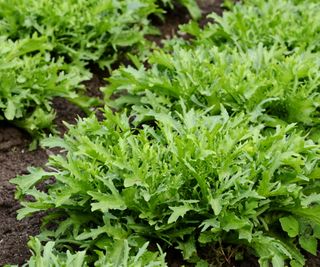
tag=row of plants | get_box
[0,36,95,141]
[0,0,199,140]
[0,0,200,66]
[6,0,320,266]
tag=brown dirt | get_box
[0,125,47,266]
[148,0,225,45]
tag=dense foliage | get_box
[0,0,200,68]
[24,236,166,267]
[12,108,320,266]
[183,0,320,51]
[0,36,93,137]
[10,0,320,266]
[105,0,320,132]
[0,0,199,136]
[105,45,320,131]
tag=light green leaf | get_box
[168,205,192,224]
[196,260,209,267]
[11,168,54,194]
[209,198,222,215]
[299,236,317,256]
[279,216,299,238]
[88,191,126,212]
[221,214,248,231]
[4,99,16,120]
[177,236,197,260]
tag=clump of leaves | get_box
[182,0,320,52]
[12,107,320,266]
[0,0,199,68]
[17,237,166,267]
[104,44,320,130]
[104,0,320,131]
[0,36,96,137]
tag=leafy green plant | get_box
[182,0,320,52]
[0,0,199,68]
[23,237,87,267]
[9,0,320,266]
[16,237,166,267]
[0,36,95,137]
[104,44,320,131]
[12,107,320,266]
[104,0,320,132]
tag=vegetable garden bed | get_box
[0,1,215,265]
[1,0,320,266]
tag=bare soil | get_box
[1,1,318,266]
